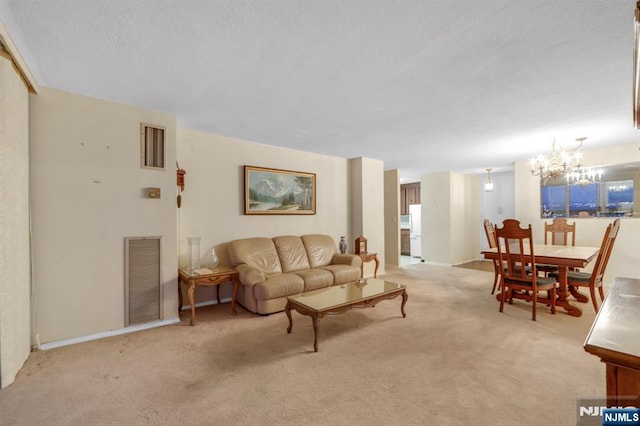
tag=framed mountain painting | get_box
[244,165,316,215]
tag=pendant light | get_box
[484,168,494,192]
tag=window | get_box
[541,184,567,217]
[540,162,637,218]
[568,183,597,217]
[140,123,165,170]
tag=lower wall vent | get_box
[125,237,163,326]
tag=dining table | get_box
[481,244,600,317]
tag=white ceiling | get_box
[1,0,638,182]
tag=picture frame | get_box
[244,165,316,215]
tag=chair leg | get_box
[598,286,605,303]
[590,286,599,313]
[491,261,500,295]
[499,284,506,313]
[532,290,537,321]
[550,287,556,314]
[491,269,499,295]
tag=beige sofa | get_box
[227,234,362,314]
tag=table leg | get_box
[568,285,589,303]
[555,266,582,317]
[312,313,320,352]
[373,256,379,278]
[286,301,293,333]
[400,289,408,318]
[188,284,196,326]
[178,277,183,316]
[231,277,239,315]
[360,263,364,278]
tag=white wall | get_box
[30,88,178,344]
[421,171,452,264]
[0,55,31,387]
[384,169,400,267]
[421,171,479,266]
[451,173,480,264]
[176,127,355,299]
[480,171,515,250]
[350,157,385,277]
[515,142,640,282]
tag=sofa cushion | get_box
[273,235,311,272]
[228,237,282,274]
[254,273,304,301]
[301,234,337,268]
[293,268,334,291]
[320,264,361,284]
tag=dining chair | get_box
[550,218,620,313]
[537,218,576,276]
[483,219,500,294]
[495,219,557,321]
[544,218,576,246]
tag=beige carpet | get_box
[0,264,603,425]
[454,259,496,273]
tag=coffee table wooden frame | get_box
[285,280,408,352]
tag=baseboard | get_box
[38,317,181,351]
[423,261,454,267]
[179,297,231,311]
[454,258,483,266]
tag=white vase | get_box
[187,237,201,271]
[210,248,219,268]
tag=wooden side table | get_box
[359,253,379,278]
[178,266,239,325]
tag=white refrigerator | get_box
[409,204,421,258]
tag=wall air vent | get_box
[125,237,163,326]
[140,123,166,170]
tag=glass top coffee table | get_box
[285,278,408,352]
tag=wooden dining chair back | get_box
[495,219,557,321]
[544,218,576,246]
[538,218,577,277]
[483,219,500,294]
[553,218,620,313]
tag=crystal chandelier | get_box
[608,184,629,192]
[566,166,603,186]
[530,137,585,184]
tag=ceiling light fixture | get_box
[530,137,585,184]
[484,168,494,192]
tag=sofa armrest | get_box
[235,264,265,286]
[331,254,362,267]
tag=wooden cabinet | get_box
[401,229,410,255]
[400,183,420,215]
[584,277,640,407]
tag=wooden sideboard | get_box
[584,277,640,407]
